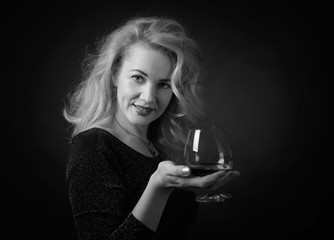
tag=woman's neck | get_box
[114,111,149,140]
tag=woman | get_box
[64,16,240,239]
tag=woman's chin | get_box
[128,107,159,125]
[130,116,155,127]
[125,114,151,127]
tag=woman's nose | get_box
[140,83,156,103]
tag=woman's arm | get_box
[132,177,172,231]
[67,131,239,239]
[132,160,240,231]
[67,149,155,239]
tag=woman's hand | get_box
[150,160,240,192]
[133,160,240,231]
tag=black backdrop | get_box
[4,1,331,239]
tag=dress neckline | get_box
[90,127,160,160]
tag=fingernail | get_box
[181,167,190,175]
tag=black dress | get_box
[66,128,198,239]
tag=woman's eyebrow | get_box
[131,69,148,77]
[159,79,171,83]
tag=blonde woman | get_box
[64,17,240,239]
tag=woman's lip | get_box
[133,104,155,111]
[133,104,154,116]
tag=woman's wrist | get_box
[132,172,173,231]
[148,171,174,195]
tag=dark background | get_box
[4,1,331,239]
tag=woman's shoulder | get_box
[71,127,124,157]
[73,127,113,144]
[72,127,119,148]
[66,128,122,179]
[69,128,117,159]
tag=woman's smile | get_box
[133,103,155,115]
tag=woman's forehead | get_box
[122,42,173,79]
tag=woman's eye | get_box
[131,75,144,83]
[158,82,171,89]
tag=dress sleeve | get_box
[66,147,155,240]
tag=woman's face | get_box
[114,42,174,129]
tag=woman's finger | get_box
[177,170,240,190]
[159,160,192,177]
[173,170,225,188]
[155,161,192,188]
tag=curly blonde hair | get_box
[63,16,204,159]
